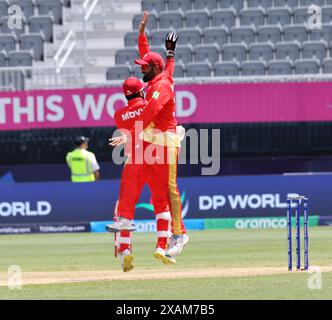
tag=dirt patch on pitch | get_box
[1,266,332,287]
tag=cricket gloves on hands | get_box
[165,31,178,58]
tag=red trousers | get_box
[115,144,186,253]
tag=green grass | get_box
[0,227,332,299]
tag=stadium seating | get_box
[186,62,211,76]
[0,50,6,66]
[268,60,293,75]
[249,43,274,62]
[294,59,320,74]
[178,28,202,46]
[323,58,332,73]
[214,61,240,76]
[0,0,71,91]
[204,26,228,46]
[106,65,131,80]
[106,0,332,79]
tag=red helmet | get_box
[122,77,145,96]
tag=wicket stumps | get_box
[287,195,309,271]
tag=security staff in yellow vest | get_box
[66,136,100,182]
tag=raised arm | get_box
[138,11,150,58]
[164,31,178,78]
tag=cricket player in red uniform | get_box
[111,76,176,271]
[109,12,189,261]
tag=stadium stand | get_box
[107,0,332,79]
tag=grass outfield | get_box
[0,227,331,299]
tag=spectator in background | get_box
[66,136,100,182]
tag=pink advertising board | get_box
[1,82,332,131]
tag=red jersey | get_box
[137,33,178,142]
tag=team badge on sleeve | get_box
[152,91,160,100]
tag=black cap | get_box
[74,136,89,147]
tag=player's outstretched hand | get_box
[165,31,178,57]
[109,134,128,147]
[139,11,149,35]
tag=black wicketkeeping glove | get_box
[165,31,178,57]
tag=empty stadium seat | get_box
[322,6,332,23]
[230,26,256,45]
[159,11,184,29]
[186,62,211,77]
[37,0,63,24]
[0,69,25,91]
[62,0,71,8]
[124,31,142,47]
[133,12,158,31]
[204,27,228,46]
[214,61,240,76]
[283,24,308,43]
[240,8,265,27]
[241,61,266,76]
[173,63,185,77]
[222,43,247,62]
[268,60,293,75]
[185,9,210,29]
[149,45,166,58]
[0,50,7,67]
[8,50,32,67]
[29,15,54,43]
[247,0,272,9]
[294,59,320,74]
[211,8,236,28]
[0,34,16,54]
[274,0,298,7]
[275,42,300,61]
[257,25,282,43]
[150,29,169,46]
[302,40,327,63]
[195,44,220,64]
[293,7,310,24]
[115,48,139,65]
[266,7,291,25]
[249,43,274,62]
[19,33,44,60]
[323,58,332,73]
[0,16,27,36]
[106,65,131,80]
[192,0,218,11]
[175,45,193,64]
[9,0,35,19]
[142,0,165,13]
[310,24,332,43]
[178,28,202,46]
[0,0,8,17]
[220,0,243,12]
[131,65,142,78]
[168,0,192,12]
[300,0,324,5]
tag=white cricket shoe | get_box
[166,233,190,257]
[154,247,176,265]
[105,217,136,233]
[119,249,134,272]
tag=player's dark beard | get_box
[142,68,154,82]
